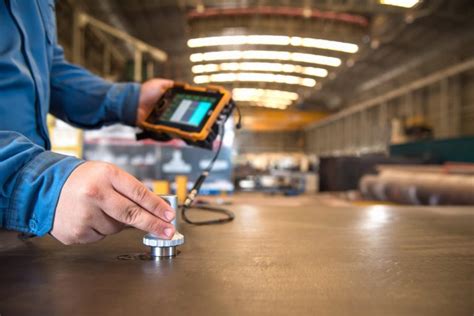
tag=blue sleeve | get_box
[0,131,83,236]
[49,44,141,128]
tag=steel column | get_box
[134,49,143,82]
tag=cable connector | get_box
[183,171,209,208]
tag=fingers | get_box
[109,168,175,223]
[137,78,174,125]
[151,78,174,88]
[157,78,174,89]
[99,189,175,239]
[145,79,174,96]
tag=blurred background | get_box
[49,0,474,205]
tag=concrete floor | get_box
[0,193,473,315]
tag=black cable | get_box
[204,124,226,172]
[235,103,242,129]
[180,106,240,225]
[182,204,235,226]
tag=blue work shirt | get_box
[0,0,141,235]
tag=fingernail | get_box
[165,211,175,221]
[164,228,174,237]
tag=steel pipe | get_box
[359,170,474,205]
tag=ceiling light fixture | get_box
[232,88,300,110]
[192,62,328,77]
[194,72,316,87]
[188,35,359,53]
[190,50,341,67]
[232,88,299,102]
[379,0,419,8]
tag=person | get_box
[0,1,176,244]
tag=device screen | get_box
[160,93,217,127]
[145,87,223,132]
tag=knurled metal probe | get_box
[143,195,184,258]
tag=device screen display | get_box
[160,93,217,127]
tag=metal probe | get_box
[143,195,184,258]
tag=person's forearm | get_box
[49,44,141,129]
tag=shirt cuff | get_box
[7,151,84,236]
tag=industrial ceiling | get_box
[68,0,474,118]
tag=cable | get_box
[235,102,242,129]
[180,104,241,225]
[181,124,235,225]
[204,124,226,172]
[182,203,235,226]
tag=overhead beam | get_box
[79,13,168,62]
[187,6,369,27]
[306,57,474,130]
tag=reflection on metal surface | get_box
[361,205,390,230]
[116,252,182,261]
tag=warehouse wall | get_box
[305,61,474,157]
[235,130,305,154]
[462,70,474,136]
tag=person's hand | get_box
[50,161,176,245]
[136,78,174,125]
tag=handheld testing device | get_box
[138,82,238,150]
[138,83,240,257]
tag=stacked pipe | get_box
[359,167,474,205]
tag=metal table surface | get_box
[0,196,473,315]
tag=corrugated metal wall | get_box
[305,60,474,157]
[461,70,474,136]
[235,130,305,154]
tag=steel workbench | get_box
[1,197,473,315]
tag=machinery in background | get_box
[390,136,474,163]
[83,124,235,195]
[391,115,434,145]
[234,153,318,195]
